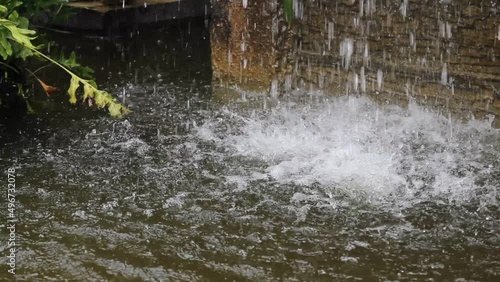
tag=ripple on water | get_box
[4,91,500,280]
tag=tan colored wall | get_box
[211,0,500,120]
[211,0,292,92]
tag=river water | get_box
[1,20,499,281]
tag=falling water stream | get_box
[0,19,499,281]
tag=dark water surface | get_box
[1,19,499,281]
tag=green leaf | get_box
[0,11,129,117]
[4,2,23,12]
[94,90,107,108]
[87,80,97,88]
[284,0,293,22]
[68,75,79,104]
[0,5,8,15]
[60,51,95,79]
[0,30,13,59]
[83,83,93,101]
[7,10,19,22]
[2,19,37,49]
[108,103,123,118]
[17,15,29,29]
[0,45,8,59]
[11,41,34,60]
[60,51,79,68]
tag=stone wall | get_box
[210,0,291,93]
[211,0,499,120]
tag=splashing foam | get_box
[195,96,499,209]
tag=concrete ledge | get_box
[52,0,210,32]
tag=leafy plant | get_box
[0,1,129,117]
[59,51,94,79]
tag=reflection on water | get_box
[1,19,499,281]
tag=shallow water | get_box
[1,20,499,281]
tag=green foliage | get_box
[27,40,130,117]
[284,0,293,22]
[6,0,70,22]
[21,0,66,18]
[59,51,94,79]
[0,4,36,60]
[0,1,23,13]
[0,1,129,117]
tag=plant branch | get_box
[0,61,19,74]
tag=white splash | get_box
[441,63,448,85]
[360,67,366,93]
[327,21,334,51]
[410,32,416,51]
[194,95,499,209]
[270,79,279,98]
[377,69,383,90]
[439,21,452,39]
[293,0,304,20]
[400,0,408,19]
[363,43,369,64]
[340,38,354,70]
[446,21,453,39]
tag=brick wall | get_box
[211,0,499,120]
